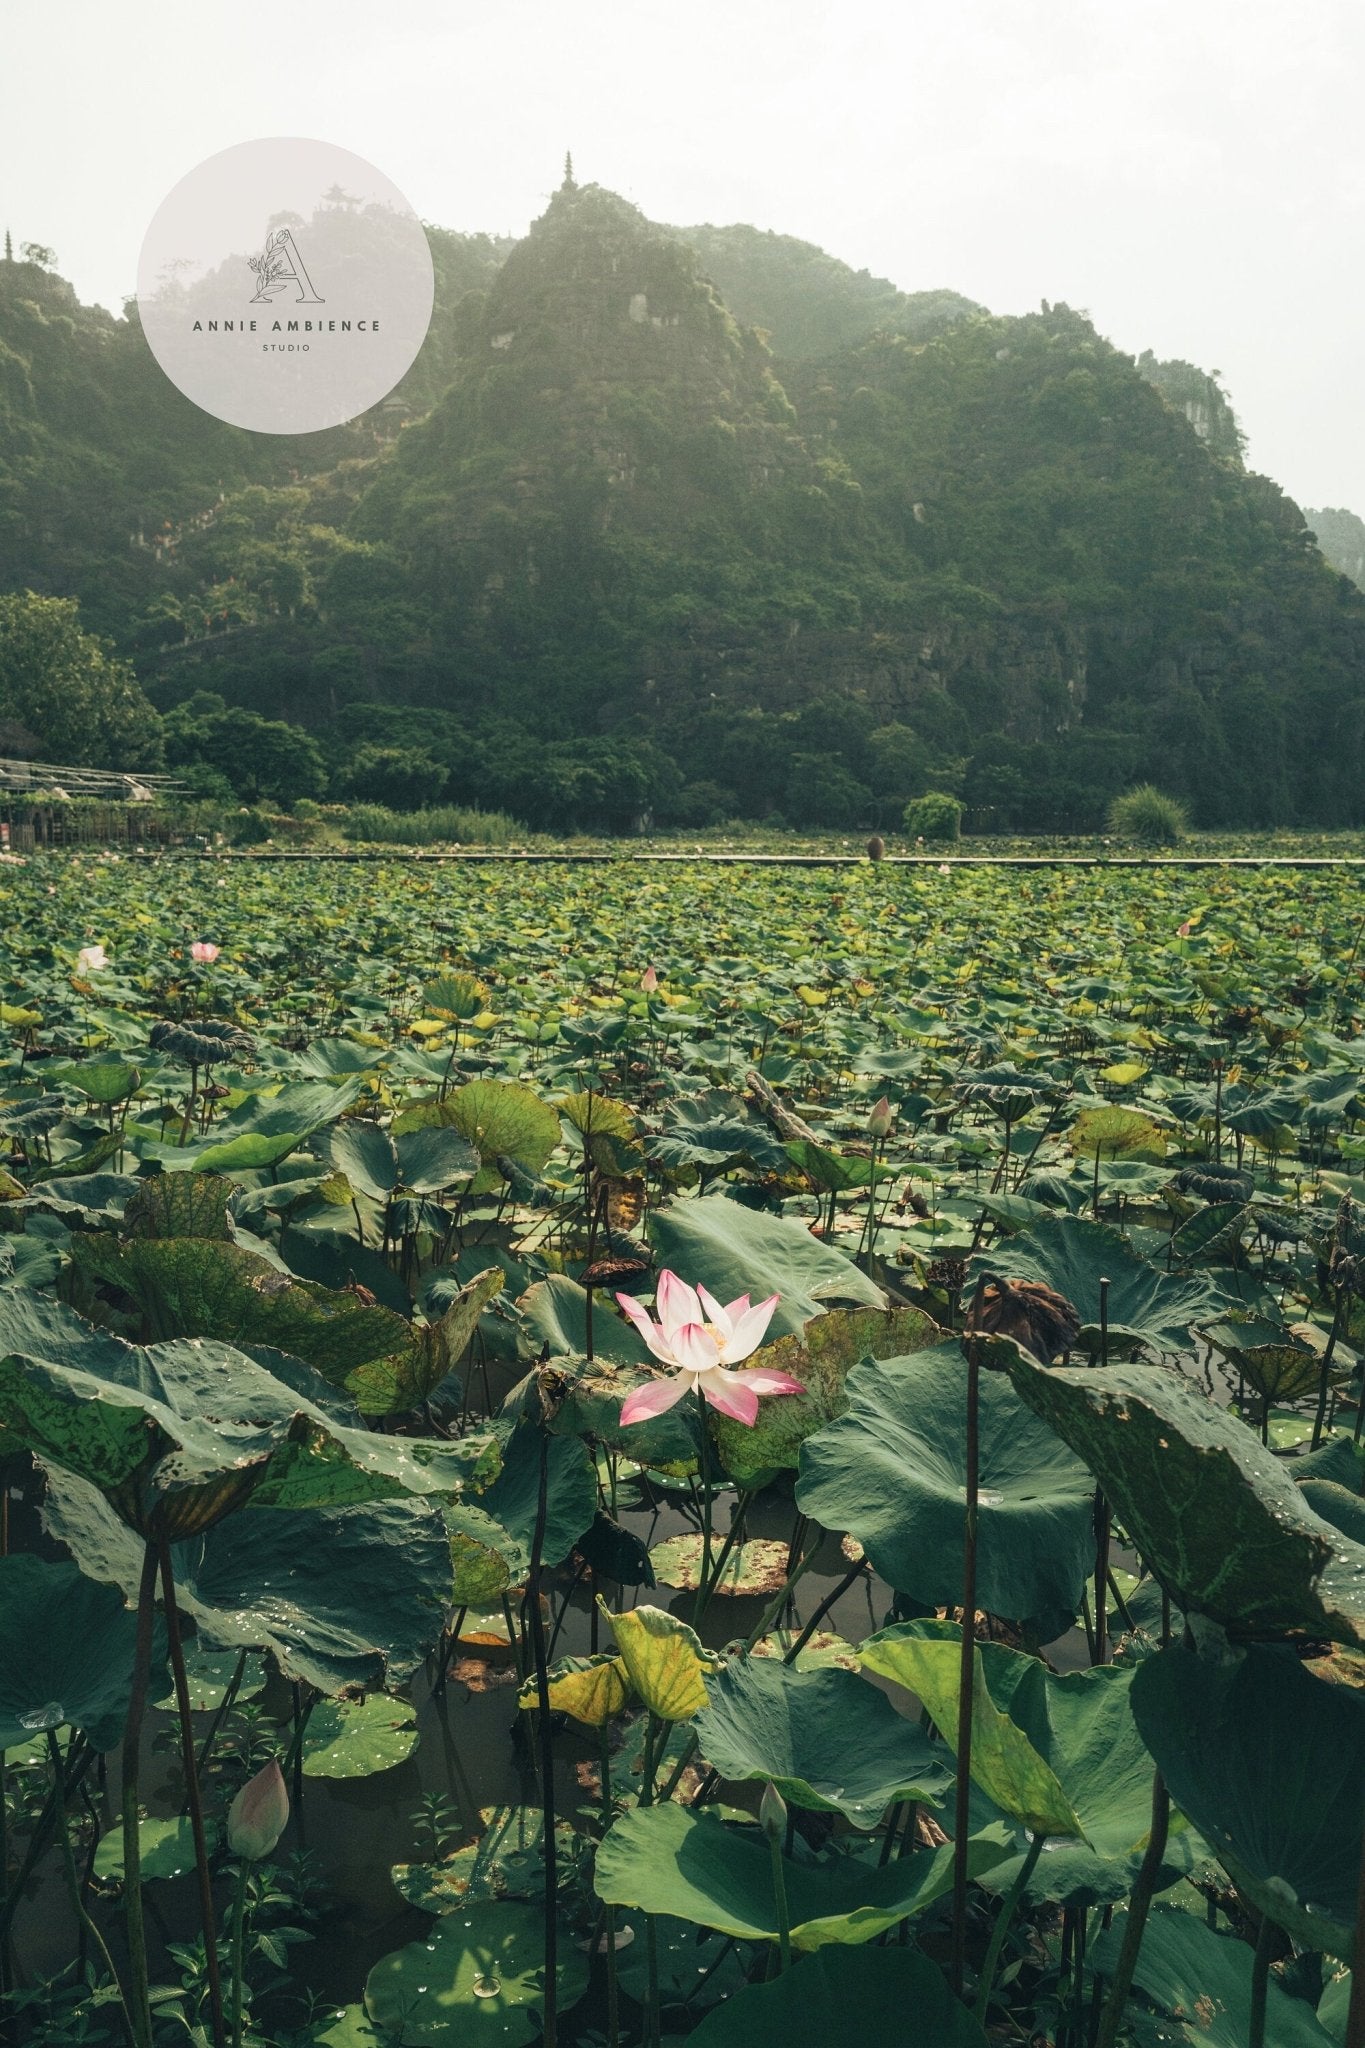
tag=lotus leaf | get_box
[593,1802,1011,1949]
[695,1655,953,1825]
[796,1343,1095,1620]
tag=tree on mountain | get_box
[0,591,163,768]
[161,691,326,806]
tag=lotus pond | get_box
[3,849,1365,2048]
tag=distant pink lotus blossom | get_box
[190,941,220,963]
[616,1270,802,1428]
[1177,921,1192,939]
[938,862,952,875]
[639,965,659,994]
[75,945,109,974]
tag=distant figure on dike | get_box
[866,835,885,861]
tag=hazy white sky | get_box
[6,0,1364,512]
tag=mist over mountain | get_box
[1307,507,1365,594]
[2,173,1364,830]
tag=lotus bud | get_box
[639,965,659,994]
[759,1780,787,1840]
[867,1096,894,1141]
[226,1758,290,1861]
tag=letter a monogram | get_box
[247,227,324,305]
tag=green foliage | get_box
[0,591,162,767]
[903,790,963,842]
[7,194,1365,829]
[339,802,518,845]
[1108,782,1189,845]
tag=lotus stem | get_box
[694,1491,752,1631]
[767,1833,792,1975]
[46,1730,135,2048]
[1095,1767,1169,2048]
[600,1734,619,2048]
[1249,1914,1273,2048]
[228,1857,250,2048]
[158,1533,226,2048]
[645,1914,661,2048]
[694,1387,714,1620]
[1345,1790,1365,2047]
[121,1540,160,2048]
[951,1326,982,2001]
[1312,1284,1349,1453]
[974,1831,1044,2021]
[527,1419,558,2048]
[781,1560,866,1664]
[196,1647,249,1776]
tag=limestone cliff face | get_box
[1136,352,1245,466]
[636,616,1087,746]
[1307,506,1365,592]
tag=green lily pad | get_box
[364,1899,587,2045]
[391,1805,577,1912]
[446,1502,524,1605]
[593,1801,1011,1949]
[796,1342,1095,1620]
[687,1945,990,2047]
[478,1422,596,1572]
[0,1556,166,1754]
[1070,1105,1169,1161]
[613,1915,747,2015]
[517,1275,653,1368]
[973,1215,1226,1357]
[44,1470,451,1694]
[710,1304,943,1486]
[695,1656,952,1825]
[301,1693,419,1778]
[301,2005,383,2048]
[749,1631,861,1672]
[649,1536,792,1597]
[94,1814,217,1884]
[1131,1643,1365,1955]
[0,1303,498,1526]
[152,1648,266,1715]
[1092,1905,1335,2046]
[1205,1316,1326,1409]
[1005,1351,1365,1642]
[860,1621,1081,1839]
[410,1081,562,1196]
[862,1619,1196,1904]
[647,1196,884,1336]
[70,1232,416,1411]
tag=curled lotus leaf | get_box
[148,1018,254,1069]
[604,1602,720,1721]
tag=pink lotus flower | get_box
[226,1758,290,1861]
[75,945,109,974]
[616,1270,803,1428]
[867,1095,894,1140]
[1177,921,1192,939]
[190,941,220,963]
[639,965,659,994]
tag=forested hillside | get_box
[2,174,1363,830]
